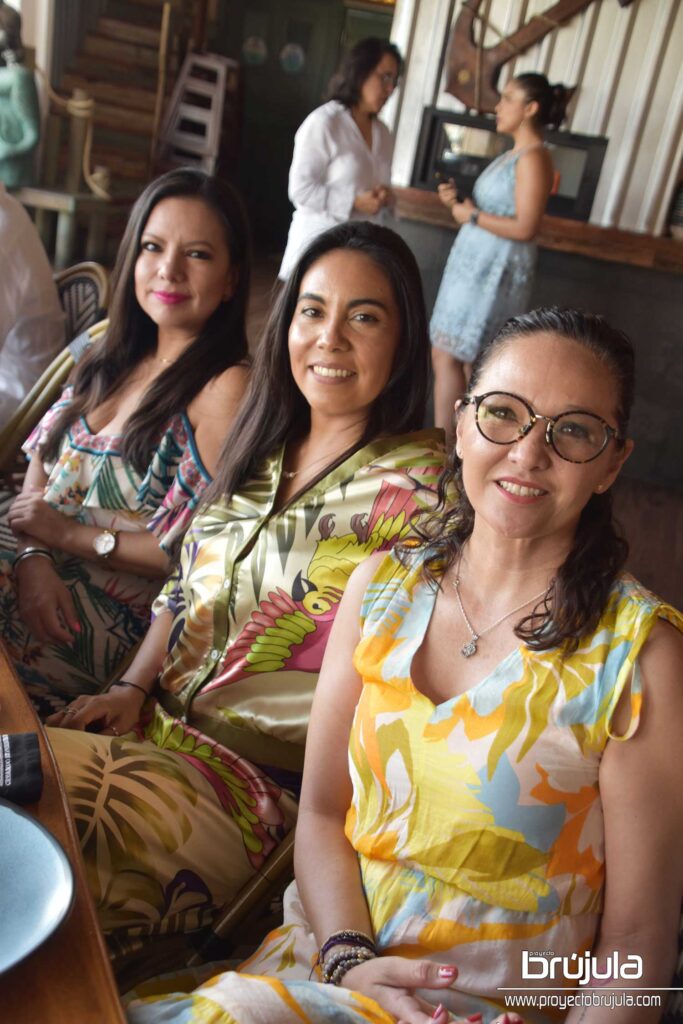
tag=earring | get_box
[595,484,605,493]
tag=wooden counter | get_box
[394,186,683,275]
[0,644,124,1024]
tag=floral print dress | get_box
[0,386,211,716]
[48,432,446,968]
[430,146,543,362]
[127,547,682,1024]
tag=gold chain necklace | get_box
[281,443,353,481]
[452,557,548,658]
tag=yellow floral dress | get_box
[127,547,682,1023]
[48,432,445,966]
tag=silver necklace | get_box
[451,559,548,658]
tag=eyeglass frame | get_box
[460,391,624,464]
[373,71,400,89]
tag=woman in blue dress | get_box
[431,73,570,444]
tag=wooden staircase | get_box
[50,1,178,207]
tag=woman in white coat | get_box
[278,37,402,281]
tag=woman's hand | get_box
[46,685,146,735]
[341,957,459,1023]
[14,556,80,644]
[376,185,395,209]
[353,189,383,216]
[341,958,524,1023]
[450,198,475,225]
[8,490,74,549]
[436,181,458,209]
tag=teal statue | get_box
[0,0,40,187]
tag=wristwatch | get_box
[469,208,480,226]
[93,528,118,559]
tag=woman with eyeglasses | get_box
[129,308,682,1024]
[278,37,402,281]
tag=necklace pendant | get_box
[461,636,479,658]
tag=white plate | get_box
[0,797,74,973]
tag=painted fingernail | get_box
[431,1006,444,1021]
[467,1016,483,1022]
[438,965,457,978]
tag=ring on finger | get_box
[110,725,119,736]
[64,707,76,716]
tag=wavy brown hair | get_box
[200,220,431,508]
[409,307,634,652]
[41,168,251,474]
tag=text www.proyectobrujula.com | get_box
[502,992,663,1012]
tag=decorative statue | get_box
[0,0,41,187]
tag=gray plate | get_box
[0,797,74,973]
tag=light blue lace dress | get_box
[430,147,539,362]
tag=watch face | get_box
[94,531,116,557]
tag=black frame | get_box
[411,106,608,222]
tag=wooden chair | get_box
[0,319,108,477]
[53,261,110,341]
[114,830,296,992]
[187,829,296,966]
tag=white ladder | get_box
[157,53,237,173]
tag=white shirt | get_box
[0,182,64,424]
[278,100,394,280]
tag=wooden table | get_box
[12,187,111,270]
[0,644,124,1024]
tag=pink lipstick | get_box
[153,291,189,305]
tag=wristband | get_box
[108,680,150,700]
[469,207,480,226]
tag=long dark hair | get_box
[327,36,403,108]
[411,307,634,652]
[202,220,430,507]
[514,72,572,129]
[41,168,251,474]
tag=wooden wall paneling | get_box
[599,0,677,229]
[511,0,544,75]
[385,0,420,133]
[588,0,657,225]
[497,0,527,90]
[651,123,683,238]
[630,4,683,234]
[582,1,636,137]
[392,0,457,185]
[558,5,599,129]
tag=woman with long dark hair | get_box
[1,168,251,717]
[278,36,403,281]
[46,221,446,969]
[129,308,681,1024]
[431,73,571,445]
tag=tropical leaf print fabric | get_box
[50,432,446,965]
[127,547,682,1024]
[0,385,211,717]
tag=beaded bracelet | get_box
[321,946,376,986]
[319,929,376,964]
